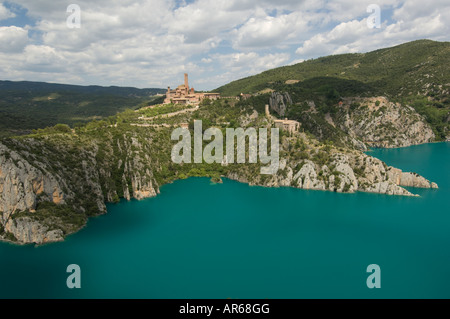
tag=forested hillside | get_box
[0,80,165,137]
[216,40,450,141]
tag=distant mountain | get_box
[216,39,450,141]
[0,80,165,137]
[0,80,164,98]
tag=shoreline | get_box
[1,142,445,246]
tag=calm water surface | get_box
[0,142,449,298]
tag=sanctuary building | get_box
[164,73,220,105]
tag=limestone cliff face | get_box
[226,149,437,197]
[0,144,65,215]
[269,92,292,117]
[0,142,72,244]
[0,134,160,245]
[386,167,439,189]
[5,217,64,244]
[335,97,435,148]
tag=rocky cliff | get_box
[279,94,436,150]
[0,129,161,245]
[0,100,440,245]
[269,92,292,117]
[334,97,435,148]
[226,138,437,197]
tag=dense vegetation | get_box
[216,40,450,97]
[216,40,450,140]
[0,80,165,137]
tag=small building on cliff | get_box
[274,118,301,134]
[265,104,301,134]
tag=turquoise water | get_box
[0,142,449,299]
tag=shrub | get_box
[343,183,351,192]
[4,232,17,242]
[54,124,72,133]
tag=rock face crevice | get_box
[269,92,292,117]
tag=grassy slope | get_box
[216,40,450,96]
[215,40,450,140]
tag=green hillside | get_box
[0,81,165,137]
[216,40,450,97]
[216,40,450,140]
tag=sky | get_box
[0,0,449,91]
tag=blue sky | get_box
[0,0,449,90]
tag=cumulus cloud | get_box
[0,26,28,52]
[166,0,249,44]
[296,19,372,57]
[233,11,310,49]
[295,0,450,59]
[0,3,15,20]
[0,0,449,89]
[216,52,290,71]
[195,51,290,88]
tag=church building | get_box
[164,73,220,105]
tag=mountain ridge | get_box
[216,39,450,142]
[0,80,165,97]
[0,80,166,137]
[215,39,450,96]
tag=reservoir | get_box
[0,142,449,298]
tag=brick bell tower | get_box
[184,73,189,93]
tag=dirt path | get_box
[138,105,199,121]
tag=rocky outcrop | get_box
[269,92,292,117]
[226,147,438,197]
[293,160,326,190]
[0,143,70,222]
[5,217,64,244]
[335,97,435,148]
[0,134,160,245]
[386,167,437,188]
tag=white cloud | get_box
[0,0,449,90]
[215,52,290,72]
[233,11,310,49]
[0,3,15,20]
[166,0,250,44]
[198,51,290,87]
[295,1,450,59]
[0,26,28,53]
[392,0,449,21]
[288,58,305,65]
